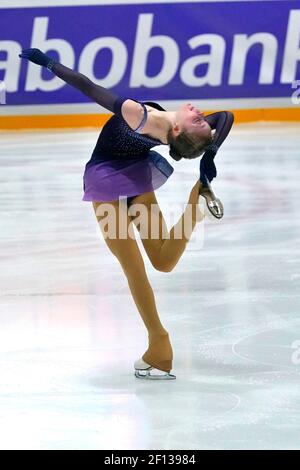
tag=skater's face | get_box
[174,103,212,141]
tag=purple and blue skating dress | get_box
[82,98,174,203]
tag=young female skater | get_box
[19,48,234,380]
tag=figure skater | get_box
[19,48,234,380]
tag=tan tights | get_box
[92,180,203,372]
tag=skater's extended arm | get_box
[52,62,121,112]
[19,48,145,130]
[19,48,122,112]
[53,62,145,129]
[52,63,145,130]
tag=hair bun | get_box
[169,145,182,161]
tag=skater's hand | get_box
[200,154,217,183]
[19,48,56,69]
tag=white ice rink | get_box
[0,122,300,450]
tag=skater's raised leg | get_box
[128,180,204,274]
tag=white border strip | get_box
[0,98,297,116]
[0,0,289,8]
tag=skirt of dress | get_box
[82,150,174,202]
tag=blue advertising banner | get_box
[0,0,300,107]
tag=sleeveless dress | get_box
[82,100,174,202]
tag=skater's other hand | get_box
[19,48,54,68]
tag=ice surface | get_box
[0,123,299,450]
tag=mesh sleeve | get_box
[204,111,234,150]
[52,62,127,113]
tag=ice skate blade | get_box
[135,368,176,380]
[199,195,224,220]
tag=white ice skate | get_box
[134,358,176,380]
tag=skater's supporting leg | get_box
[92,199,173,372]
